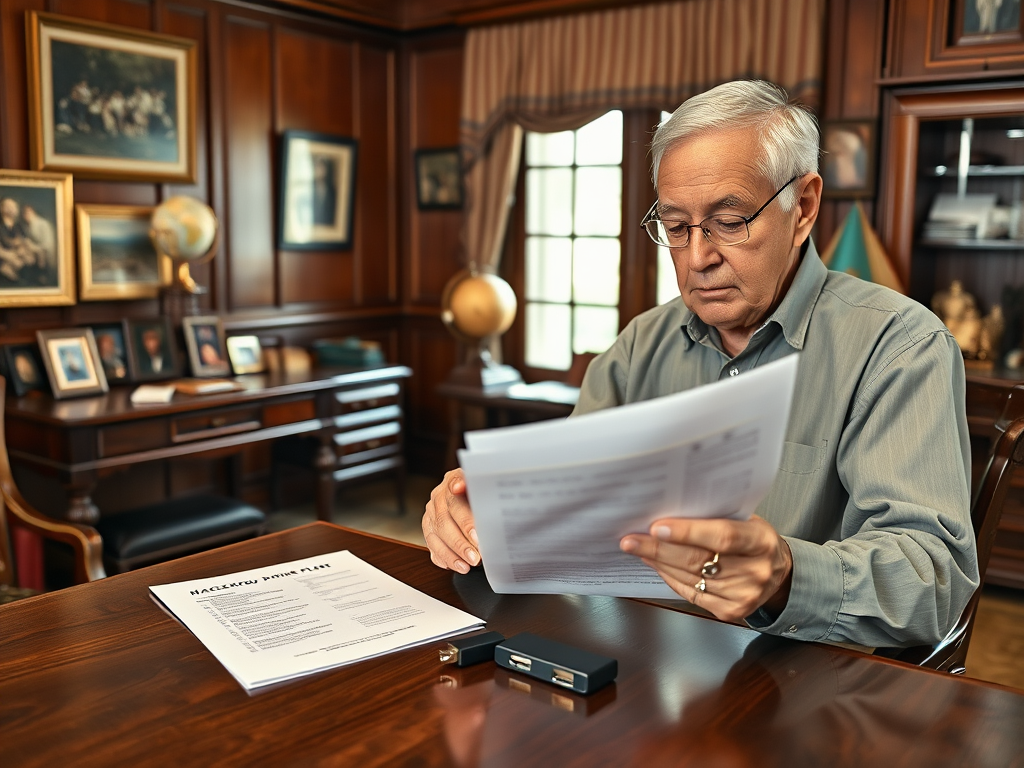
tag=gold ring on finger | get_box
[702,552,721,578]
[694,577,707,592]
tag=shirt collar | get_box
[680,238,828,352]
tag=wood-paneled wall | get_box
[0,0,464,511]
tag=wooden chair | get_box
[0,377,105,600]
[879,383,1024,673]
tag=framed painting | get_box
[821,121,876,199]
[957,0,1022,42]
[415,148,463,209]
[0,169,74,307]
[26,11,197,183]
[126,317,179,381]
[1,343,47,396]
[76,204,170,300]
[182,315,230,377]
[226,335,264,375]
[278,130,357,250]
[37,328,108,399]
[89,320,133,384]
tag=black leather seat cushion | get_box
[97,495,267,560]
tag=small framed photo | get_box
[36,328,109,399]
[126,317,179,381]
[76,204,170,300]
[25,11,197,183]
[821,121,876,199]
[957,0,1022,41]
[278,130,357,250]
[415,148,463,209]
[89,320,132,384]
[1,344,47,396]
[0,169,75,307]
[182,316,230,377]
[226,335,264,374]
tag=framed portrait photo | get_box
[821,121,876,199]
[26,11,197,183]
[226,335,264,375]
[89,320,133,385]
[77,204,170,301]
[182,316,230,378]
[0,169,74,308]
[415,148,463,210]
[1,344,47,397]
[126,317,179,382]
[278,130,357,250]
[37,328,109,399]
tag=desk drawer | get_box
[334,383,401,414]
[171,405,263,444]
[98,420,169,458]
[333,422,401,456]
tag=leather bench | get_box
[96,495,267,573]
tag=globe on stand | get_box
[441,269,522,390]
[150,196,219,324]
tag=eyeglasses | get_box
[640,175,801,248]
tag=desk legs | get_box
[315,443,336,522]
[67,481,100,525]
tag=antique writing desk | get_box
[3,523,1023,767]
[3,366,411,524]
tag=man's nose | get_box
[684,228,721,271]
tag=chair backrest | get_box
[885,382,1024,672]
[0,376,105,587]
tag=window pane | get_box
[526,302,572,370]
[573,305,618,356]
[526,130,574,167]
[573,238,620,306]
[527,168,573,236]
[526,237,572,302]
[575,110,623,166]
[573,167,621,236]
[656,246,679,305]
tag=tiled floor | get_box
[282,473,1024,692]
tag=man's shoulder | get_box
[819,271,946,342]
[627,297,687,332]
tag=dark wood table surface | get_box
[3,523,1023,767]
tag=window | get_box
[655,110,679,306]
[523,111,623,371]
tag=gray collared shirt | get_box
[573,240,977,648]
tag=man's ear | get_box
[792,173,822,248]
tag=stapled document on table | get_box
[150,550,484,691]
[459,355,799,599]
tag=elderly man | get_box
[423,80,977,649]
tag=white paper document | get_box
[459,355,799,599]
[149,550,484,691]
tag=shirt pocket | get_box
[778,440,826,475]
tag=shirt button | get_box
[788,625,798,634]
[729,367,739,377]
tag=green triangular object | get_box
[827,206,872,280]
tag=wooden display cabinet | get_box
[879,82,1024,588]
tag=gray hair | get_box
[651,80,819,211]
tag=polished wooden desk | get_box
[3,523,1023,767]
[4,366,411,524]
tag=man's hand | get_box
[620,515,793,624]
[423,469,480,574]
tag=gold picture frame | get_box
[226,335,265,375]
[26,11,197,183]
[76,204,171,301]
[0,168,75,307]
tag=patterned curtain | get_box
[459,0,825,271]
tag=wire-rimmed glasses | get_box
[640,175,800,248]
